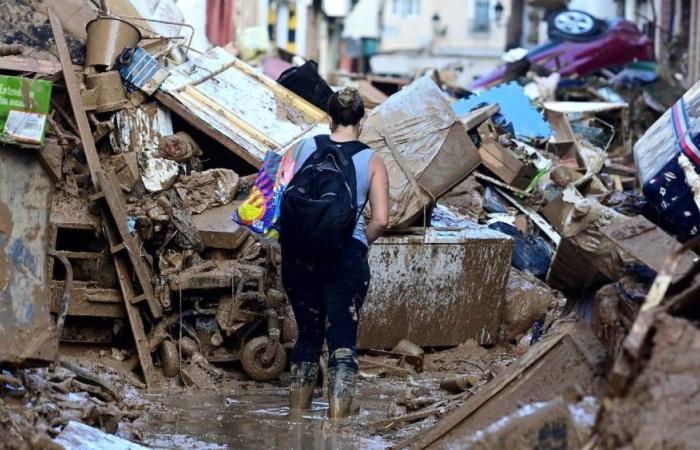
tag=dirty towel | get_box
[175,169,240,214]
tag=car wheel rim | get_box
[554,11,594,35]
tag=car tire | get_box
[547,9,606,41]
[241,336,287,382]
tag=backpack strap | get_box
[339,140,369,157]
[313,134,350,168]
[313,135,369,167]
[313,134,332,151]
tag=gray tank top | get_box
[293,136,373,247]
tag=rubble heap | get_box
[0,360,146,448]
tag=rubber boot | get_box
[327,365,357,420]
[289,362,319,410]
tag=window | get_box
[472,0,490,32]
[392,0,420,17]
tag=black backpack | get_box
[277,60,333,110]
[280,135,367,257]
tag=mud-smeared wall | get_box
[0,145,57,366]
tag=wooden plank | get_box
[401,331,570,449]
[46,5,102,189]
[50,282,125,319]
[113,253,159,388]
[495,187,561,246]
[154,90,261,168]
[458,103,500,130]
[110,243,127,254]
[474,172,532,197]
[36,138,64,183]
[97,170,162,319]
[400,323,605,449]
[0,56,64,74]
[56,250,105,260]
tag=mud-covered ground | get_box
[0,340,518,449]
[137,340,518,449]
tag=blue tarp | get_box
[451,81,552,142]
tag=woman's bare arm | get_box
[366,155,390,244]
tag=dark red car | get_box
[471,12,654,90]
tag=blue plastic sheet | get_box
[482,187,509,214]
[451,81,552,142]
[488,222,553,279]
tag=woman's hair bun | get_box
[337,86,362,109]
[327,85,365,127]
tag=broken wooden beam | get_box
[495,187,561,246]
[397,323,605,449]
[46,5,102,189]
[458,103,500,131]
[0,55,65,75]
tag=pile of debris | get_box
[2,3,311,443]
[0,359,147,448]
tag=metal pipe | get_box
[48,249,73,336]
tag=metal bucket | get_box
[85,17,141,69]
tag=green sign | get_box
[0,75,52,144]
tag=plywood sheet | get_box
[160,47,328,166]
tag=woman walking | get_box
[280,86,389,419]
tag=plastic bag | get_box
[233,150,297,239]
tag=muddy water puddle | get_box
[142,385,395,449]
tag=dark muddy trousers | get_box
[282,239,371,371]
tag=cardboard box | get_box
[0,75,52,145]
[541,185,584,233]
[545,109,583,170]
[478,123,538,190]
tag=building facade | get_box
[367,0,514,79]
